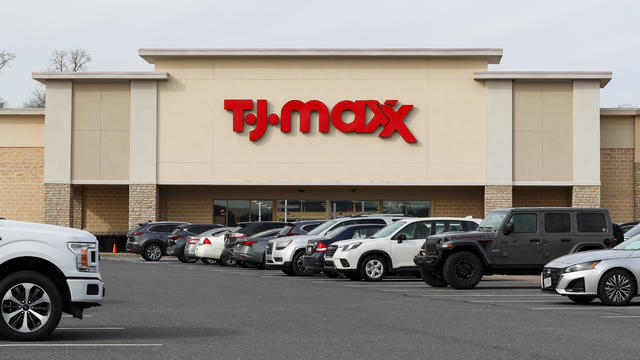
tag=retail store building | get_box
[0,48,638,234]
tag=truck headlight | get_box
[563,261,600,273]
[68,242,98,272]
[276,239,293,250]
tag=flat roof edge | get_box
[32,72,169,83]
[138,48,504,64]
[0,108,45,116]
[474,71,613,87]
[600,108,640,116]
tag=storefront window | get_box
[329,200,378,216]
[277,200,327,221]
[250,200,272,222]
[383,200,430,217]
[226,200,250,226]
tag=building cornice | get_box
[474,71,612,88]
[0,108,45,116]
[138,48,504,64]
[600,108,640,116]
[32,72,169,83]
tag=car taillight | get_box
[134,232,143,236]
[241,241,257,246]
[229,233,247,238]
[316,242,327,252]
[203,238,212,245]
[188,239,198,244]
[171,235,184,240]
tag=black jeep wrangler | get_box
[413,207,615,289]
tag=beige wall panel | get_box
[100,131,129,180]
[156,57,488,184]
[0,116,44,147]
[73,83,101,131]
[600,115,634,149]
[100,83,130,131]
[72,131,100,180]
[155,58,214,80]
[0,147,44,223]
[513,81,573,182]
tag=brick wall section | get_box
[572,185,601,208]
[0,147,44,223]
[484,185,512,215]
[44,183,72,227]
[513,187,571,207]
[71,186,83,228]
[433,198,484,219]
[83,186,129,233]
[129,184,159,230]
[166,199,214,223]
[600,148,634,222]
[636,163,640,220]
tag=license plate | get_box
[543,276,552,288]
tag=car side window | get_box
[448,221,463,232]
[465,221,479,231]
[396,221,430,240]
[507,214,537,233]
[150,225,177,233]
[544,213,571,233]
[355,218,387,225]
[352,229,367,239]
[577,213,607,233]
[434,221,447,234]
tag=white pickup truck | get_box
[0,219,104,341]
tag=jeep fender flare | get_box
[570,242,606,253]
[445,241,492,266]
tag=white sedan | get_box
[194,227,236,264]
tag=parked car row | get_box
[125,207,640,306]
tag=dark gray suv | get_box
[126,221,189,261]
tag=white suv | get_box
[266,215,406,276]
[327,217,481,281]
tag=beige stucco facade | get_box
[3,48,639,234]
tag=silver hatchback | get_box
[542,235,640,305]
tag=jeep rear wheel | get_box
[0,271,63,341]
[442,251,483,289]
[419,268,448,287]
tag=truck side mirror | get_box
[503,223,514,235]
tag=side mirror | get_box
[396,234,407,243]
[503,223,514,235]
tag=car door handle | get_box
[560,238,571,242]
[529,239,540,243]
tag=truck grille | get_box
[325,245,338,258]
[425,240,439,255]
[266,242,274,255]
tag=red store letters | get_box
[224,99,417,143]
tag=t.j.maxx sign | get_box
[224,99,417,143]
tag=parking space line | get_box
[422,294,554,297]
[57,327,125,330]
[0,343,162,347]
[600,315,640,318]
[472,300,555,303]
[533,306,640,310]
[62,315,93,318]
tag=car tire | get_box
[359,255,387,282]
[0,271,63,341]
[567,295,596,304]
[258,256,266,270]
[598,269,637,306]
[291,251,314,276]
[442,251,483,289]
[220,254,236,267]
[142,243,163,262]
[324,271,339,279]
[201,258,216,265]
[239,261,249,268]
[419,268,448,287]
[183,256,198,263]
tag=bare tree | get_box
[0,50,16,72]
[0,98,7,109]
[48,48,91,72]
[23,87,45,108]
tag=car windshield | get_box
[324,227,346,239]
[308,220,338,235]
[371,221,406,239]
[478,211,508,230]
[623,223,640,238]
[614,235,640,250]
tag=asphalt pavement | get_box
[1,256,639,359]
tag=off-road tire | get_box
[442,251,483,289]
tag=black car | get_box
[276,220,325,237]
[126,221,189,261]
[220,221,289,266]
[303,223,385,277]
[166,223,224,263]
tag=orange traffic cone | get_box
[112,243,117,253]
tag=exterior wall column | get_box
[572,185,601,208]
[484,185,512,215]
[129,184,159,229]
[572,80,601,208]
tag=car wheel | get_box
[598,269,637,306]
[142,243,163,261]
[291,251,314,276]
[324,271,339,279]
[360,255,387,282]
[201,258,216,265]
[442,251,483,289]
[239,261,249,268]
[419,268,448,287]
[567,295,596,304]
[220,254,236,267]
[184,256,198,263]
[258,256,266,270]
[0,271,63,341]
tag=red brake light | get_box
[188,240,197,244]
[229,233,247,238]
[286,227,295,236]
[316,242,328,252]
[134,232,143,236]
[241,240,258,246]
[203,238,212,245]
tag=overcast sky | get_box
[0,0,637,107]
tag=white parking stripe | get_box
[601,315,640,318]
[423,294,554,297]
[0,343,162,347]
[472,300,555,303]
[533,306,640,310]
[62,315,93,318]
[57,327,124,330]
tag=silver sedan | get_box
[542,236,640,305]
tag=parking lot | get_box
[1,255,639,360]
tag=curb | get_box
[99,252,138,257]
